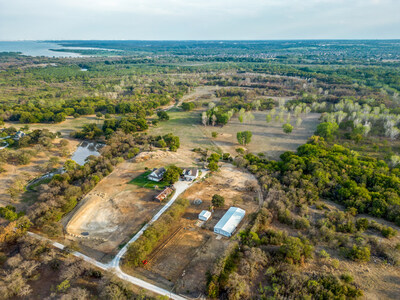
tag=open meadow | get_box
[5,115,101,137]
[203,111,320,159]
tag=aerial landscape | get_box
[0,1,400,300]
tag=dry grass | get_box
[203,111,320,159]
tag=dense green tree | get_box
[237,131,252,145]
[282,123,293,134]
[157,110,170,121]
[315,122,339,140]
[163,165,183,184]
[212,194,225,207]
[181,102,195,111]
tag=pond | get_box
[71,141,104,165]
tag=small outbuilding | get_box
[198,210,211,221]
[214,207,245,237]
[13,131,26,141]
[154,187,174,202]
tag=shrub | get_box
[347,245,371,262]
[381,226,397,239]
[157,110,169,121]
[341,273,354,283]
[356,218,369,232]
[212,194,225,207]
[315,122,338,140]
[282,123,293,134]
[318,250,330,259]
[208,161,219,172]
[261,229,287,245]
[279,237,314,264]
[235,148,245,154]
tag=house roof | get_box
[183,168,198,176]
[149,167,166,178]
[214,207,245,235]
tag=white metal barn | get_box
[214,207,245,237]
[198,210,212,221]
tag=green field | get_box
[129,171,171,189]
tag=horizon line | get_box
[1,38,400,42]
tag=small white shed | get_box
[214,207,245,237]
[198,210,212,221]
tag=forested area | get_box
[206,136,400,299]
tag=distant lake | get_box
[71,141,103,165]
[0,41,83,57]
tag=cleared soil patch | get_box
[64,149,201,259]
[181,163,260,211]
[203,111,320,159]
[127,164,260,297]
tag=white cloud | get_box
[0,0,399,39]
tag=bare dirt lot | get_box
[64,149,201,259]
[203,111,320,159]
[128,164,260,297]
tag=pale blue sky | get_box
[0,0,399,40]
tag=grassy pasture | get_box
[150,107,320,159]
[149,108,218,151]
[203,111,321,159]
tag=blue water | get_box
[71,141,103,165]
[0,41,82,57]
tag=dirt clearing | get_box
[127,164,260,297]
[64,149,201,259]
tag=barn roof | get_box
[214,207,245,235]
